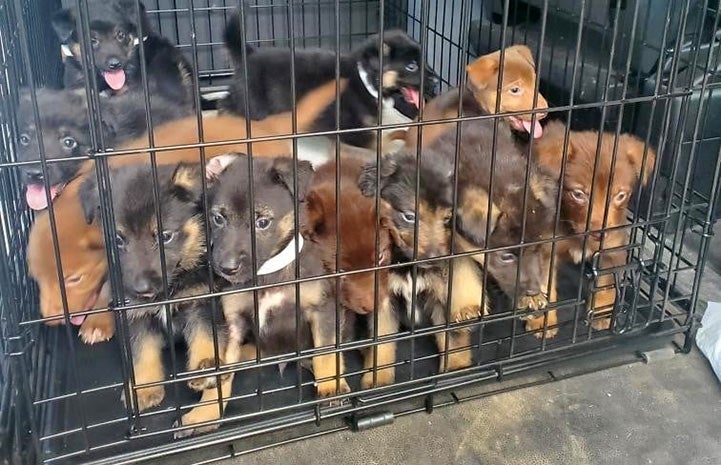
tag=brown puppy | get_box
[533,121,656,330]
[27,178,114,344]
[303,156,396,388]
[406,45,548,148]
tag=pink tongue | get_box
[103,70,126,90]
[26,183,62,210]
[522,120,543,139]
[70,315,86,326]
[402,87,421,108]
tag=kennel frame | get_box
[0,0,719,463]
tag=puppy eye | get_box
[117,31,126,42]
[400,211,416,223]
[62,137,77,150]
[211,211,226,227]
[405,61,419,72]
[115,233,126,249]
[570,189,587,202]
[255,217,271,230]
[65,274,84,286]
[614,191,628,203]
[508,86,522,95]
[499,252,516,263]
[19,134,31,146]
[160,230,175,244]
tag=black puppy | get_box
[80,163,228,413]
[221,13,436,148]
[51,0,194,106]
[17,88,188,210]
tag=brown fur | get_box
[406,45,548,148]
[27,177,115,344]
[533,121,656,329]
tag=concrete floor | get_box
[219,350,721,465]
[215,227,721,465]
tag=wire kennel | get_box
[0,0,719,464]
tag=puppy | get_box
[222,15,430,148]
[533,121,656,330]
[27,178,114,344]
[17,88,189,210]
[80,163,228,413]
[51,0,194,105]
[303,156,397,388]
[19,79,344,209]
[175,154,350,437]
[359,151,488,372]
[430,118,560,338]
[406,45,548,148]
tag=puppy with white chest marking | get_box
[175,153,351,438]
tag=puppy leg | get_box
[124,318,165,412]
[525,251,559,339]
[361,298,398,389]
[79,282,115,344]
[184,305,229,392]
[308,305,351,399]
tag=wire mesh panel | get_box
[0,0,719,464]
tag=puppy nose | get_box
[107,58,123,70]
[131,278,158,299]
[219,257,242,275]
[24,168,44,183]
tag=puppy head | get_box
[52,0,151,92]
[466,45,548,138]
[304,162,393,314]
[207,154,314,285]
[359,151,454,263]
[358,29,424,109]
[27,185,107,325]
[16,89,97,210]
[539,121,657,240]
[80,163,205,303]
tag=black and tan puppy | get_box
[174,153,350,437]
[430,118,560,338]
[222,13,434,148]
[359,151,488,373]
[51,0,193,105]
[17,88,189,210]
[80,163,227,413]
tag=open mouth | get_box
[400,86,421,109]
[103,69,126,91]
[25,182,65,210]
[508,116,543,139]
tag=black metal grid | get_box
[0,0,719,464]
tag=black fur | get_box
[51,0,194,107]
[221,12,436,148]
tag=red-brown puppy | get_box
[303,156,397,388]
[406,45,548,148]
[534,121,656,330]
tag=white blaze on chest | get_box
[258,291,286,333]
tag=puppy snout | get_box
[219,256,243,275]
[107,57,123,70]
[23,168,44,183]
[131,276,159,299]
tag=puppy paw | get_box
[451,306,484,328]
[172,406,221,439]
[517,294,548,318]
[590,316,612,331]
[122,385,165,412]
[439,351,472,372]
[187,358,229,392]
[524,316,558,339]
[79,312,115,344]
[316,378,351,405]
[361,368,395,390]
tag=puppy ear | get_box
[466,52,500,91]
[302,189,327,240]
[51,9,77,43]
[270,158,315,199]
[170,163,204,203]
[79,175,100,225]
[358,157,397,197]
[508,45,535,67]
[456,187,502,248]
[206,153,244,180]
[621,134,656,187]
[530,170,559,213]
